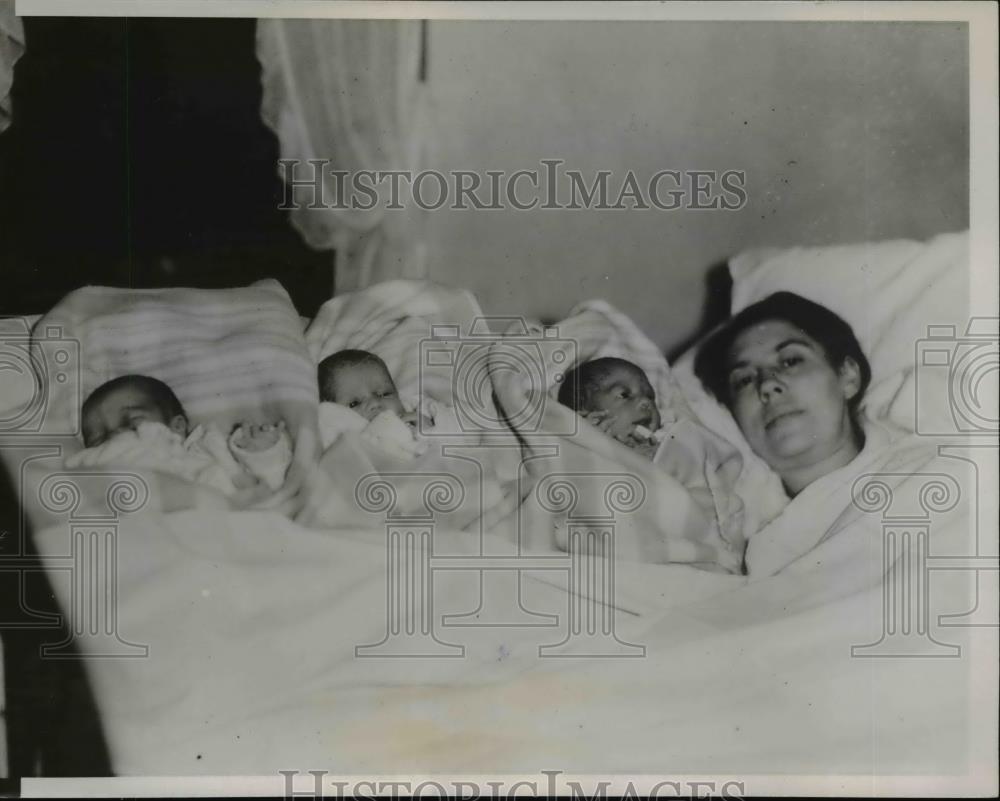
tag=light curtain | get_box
[0,0,25,135]
[257,19,429,293]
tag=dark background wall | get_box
[0,17,331,317]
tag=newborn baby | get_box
[318,349,409,423]
[317,349,438,456]
[557,357,663,458]
[70,374,290,497]
[80,374,189,449]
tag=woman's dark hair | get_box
[694,291,872,430]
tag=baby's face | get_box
[587,365,661,432]
[329,362,405,422]
[82,386,186,448]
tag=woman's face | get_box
[725,319,861,476]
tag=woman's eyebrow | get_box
[727,338,813,371]
[775,338,814,351]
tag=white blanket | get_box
[64,421,251,497]
[298,420,521,534]
[489,303,747,572]
[1,281,993,786]
[24,420,985,777]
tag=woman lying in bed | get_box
[694,291,909,574]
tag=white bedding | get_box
[22,435,981,776]
[0,236,995,787]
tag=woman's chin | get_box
[761,428,817,463]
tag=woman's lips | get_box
[764,408,803,430]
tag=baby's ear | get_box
[168,415,189,437]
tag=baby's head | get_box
[81,374,188,448]
[318,349,405,422]
[558,357,661,431]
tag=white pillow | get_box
[729,230,970,432]
[672,230,971,532]
[32,280,319,455]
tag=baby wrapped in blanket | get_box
[297,348,514,532]
[67,375,293,502]
[492,316,747,572]
[317,349,460,458]
[558,357,665,458]
[557,356,745,543]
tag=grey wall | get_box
[424,21,968,352]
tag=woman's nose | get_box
[757,370,784,401]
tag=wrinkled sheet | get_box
[296,428,521,533]
[21,423,988,780]
[2,293,993,785]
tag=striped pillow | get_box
[34,280,318,452]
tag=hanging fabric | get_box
[0,1,25,135]
[257,19,429,293]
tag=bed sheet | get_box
[1,277,995,785]
[22,459,981,779]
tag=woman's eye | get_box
[348,400,360,408]
[780,355,803,369]
[730,374,754,391]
